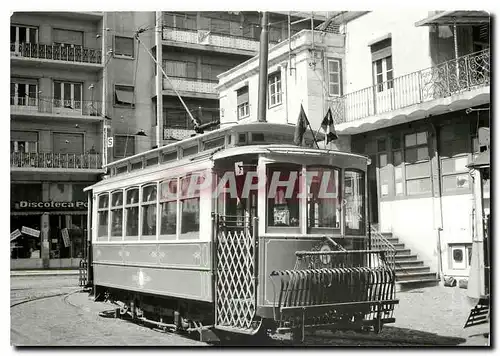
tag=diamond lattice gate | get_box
[214,215,259,334]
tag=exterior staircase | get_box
[372,227,440,290]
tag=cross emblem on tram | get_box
[132,269,151,289]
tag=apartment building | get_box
[102,11,325,162]
[327,10,491,282]
[10,12,106,269]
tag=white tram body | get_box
[85,122,398,340]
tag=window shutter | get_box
[53,29,83,46]
[236,86,249,105]
[370,37,392,62]
[53,133,84,154]
[115,36,134,57]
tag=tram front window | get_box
[307,167,340,229]
[267,164,300,228]
[344,170,366,235]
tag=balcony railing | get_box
[162,26,262,52]
[163,76,218,95]
[10,96,102,117]
[11,152,102,170]
[11,43,102,64]
[329,49,490,124]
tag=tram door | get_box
[214,162,259,332]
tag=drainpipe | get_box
[257,12,269,123]
[430,122,444,281]
[155,11,163,148]
[453,19,460,86]
[101,13,108,167]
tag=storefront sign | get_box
[21,226,40,238]
[61,228,70,247]
[13,200,88,211]
[10,229,22,241]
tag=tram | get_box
[464,127,490,331]
[83,122,398,342]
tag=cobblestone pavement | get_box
[11,275,489,346]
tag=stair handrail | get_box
[370,226,396,270]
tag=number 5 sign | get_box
[107,137,114,148]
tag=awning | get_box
[415,11,490,27]
[115,89,134,104]
[467,150,490,170]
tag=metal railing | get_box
[10,96,102,117]
[11,152,102,170]
[329,49,490,124]
[10,42,102,64]
[370,226,395,270]
[163,76,218,94]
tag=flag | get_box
[322,108,338,144]
[294,105,309,146]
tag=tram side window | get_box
[110,190,124,241]
[267,164,301,228]
[307,167,340,229]
[141,184,157,240]
[124,188,139,240]
[97,194,109,241]
[160,179,178,239]
[179,174,201,239]
[344,170,366,235]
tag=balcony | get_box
[11,43,103,70]
[163,76,218,99]
[163,127,195,141]
[162,27,260,56]
[11,97,103,122]
[11,152,102,171]
[330,49,490,128]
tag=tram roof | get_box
[85,123,369,192]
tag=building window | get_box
[327,59,342,96]
[449,244,472,270]
[179,174,201,239]
[54,81,82,110]
[141,184,157,240]
[114,85,135,107]
[124,188,139,239]
[164,60,197,79]
[11,80,37,106]
[160,179,178,239]
[53,28,83,47]
[110,190,123,240]
[440,123,471,193]
[11,25,38,48]
[114,36,134,58]
[268,72,282,107]
[404,131,431,196]
[201,63,230,82]
[371,37,393,92]
[97,193,109,241]
[11,131,38,153]
[114,135,135,158]
[236,86,249,119]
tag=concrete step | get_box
[395,254,418,261]
[395,248,412,256]
[386,238,400,244]
[392,243,405,249]
[396,271,437,282]
[395,266,431,274]
[396,278,440,292]
[395,260,424,267]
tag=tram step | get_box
[395,271,437,282]
[395,266,430,274]
[394,248,412,256]
[394,254,418,261]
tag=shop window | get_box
[267,164,301,230]
[124,188,139,240]
[114,36,134,58]
[449,244,472,270]
[97,193,109,241]
[141,184,157,240]
[268,72,282,107]
[306,167,340,229]
[404,131,431,196]
[110,190,123,240]
[159,179,178,239]
[179,174,202,239]
[344,170,365,235]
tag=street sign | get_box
[10,229,22,241]
[61,228,70,247]
[21,226,40,238]
[107,137,114,148]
